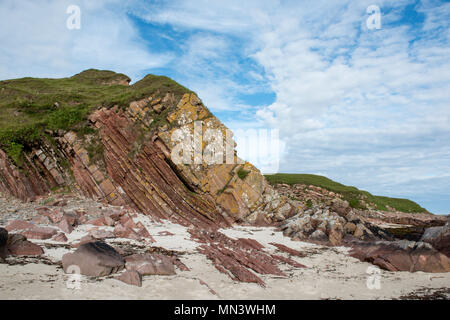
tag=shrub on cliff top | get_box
[265,173,429,214]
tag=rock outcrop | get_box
[125,253,175,276]
[276,182,447,246]
[421,219,450,258]
[349,240,450,273]
[0,71,296,229]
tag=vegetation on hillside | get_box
[264,173,428,213]
[0,69,192,166]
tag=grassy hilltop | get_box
[265,173,428,213]
[0,69,191,166]
[0,70,428,215]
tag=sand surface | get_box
[1,217,449,300]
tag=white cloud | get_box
[0,0,172,81]
[136,0,450,212]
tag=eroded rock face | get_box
[281,205,378,246]
[115,270,142,287]
[189,228,289,286]
[349,240,450,273]
[6,233,44,256]
[421,220,450,258]
[62,241,125,277]
[0,85,297,228]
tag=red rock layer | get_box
[89,108,230,228]
[189,228,291,286]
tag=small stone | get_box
[114,224,140,240]
[103,215,116,226]
[32,215,52,225]
[115,270,142,287]
[309,229,328,242]
[89,228,114,239]
[158,231,175,236]
[329,223,344,246]
[87,217,106,226]
[58,218,73,234]
[47,210,64,224]
[52,232,68,242]
[72,235,95,248]
[344,222,357,234]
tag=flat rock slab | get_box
[62,241,125,277]
[22,226,57,240]
[5,220,34,232]
[125,253,175,275]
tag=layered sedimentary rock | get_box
[0,71,296,229]
[276,183,447,245]
[349,240,450,273]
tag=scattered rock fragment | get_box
[115,270,142,287]
[89,228,114,240]
[125,253,176,275]
[269,242,305,257]
[7,233,44,256]
[52,232,68,242]
[158,231,175,236]
[114,224,140,240]
[58,218,73,234]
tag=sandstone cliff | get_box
[0,70,296,228]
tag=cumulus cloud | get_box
[0,0,172,81]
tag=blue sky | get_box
[0,0,449,214]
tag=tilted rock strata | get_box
[0,85,296,228]
[349,240,450,273]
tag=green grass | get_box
[0,69,192,166]
[237,168,250,180]
[264,173,429,213]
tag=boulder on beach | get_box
[421,220,450,258]
[349,239,450,273]
[7,233,44,256]
[62,241,125,277]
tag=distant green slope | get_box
[264,173,429,214]
[0,69,192,166]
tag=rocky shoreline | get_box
[0,193,449,299]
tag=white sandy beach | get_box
[1,217,448,300]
